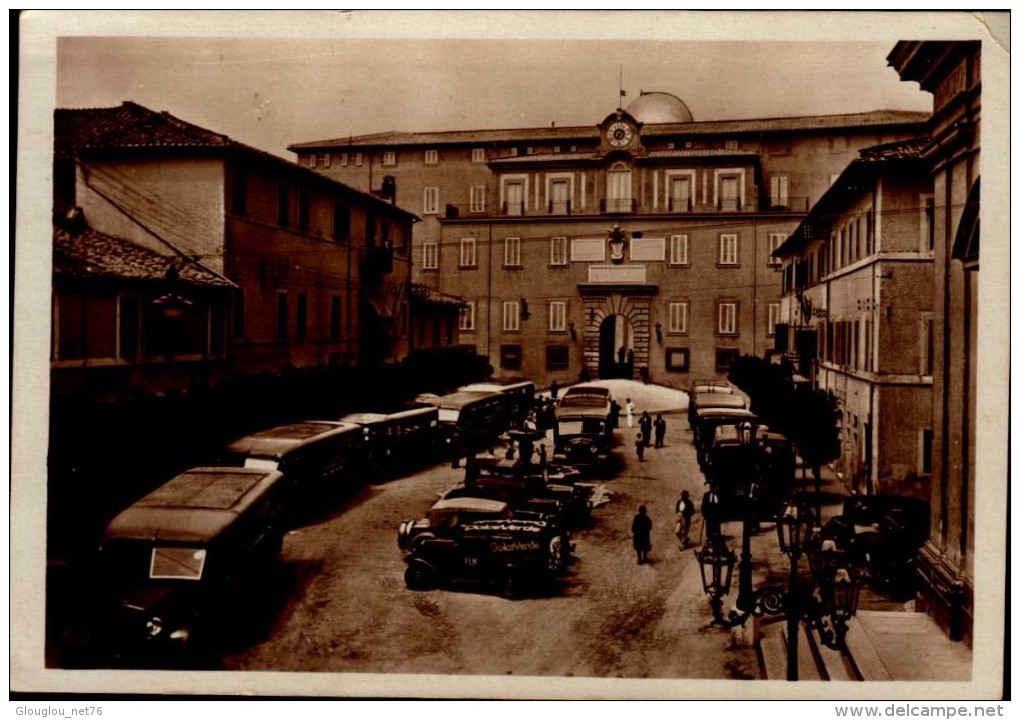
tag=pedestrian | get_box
[626,348,635,374]
[639,411,652,447]
[625,397,635,428]
[550,380,559,401]
[618,346,627,366]
[654,413,666,448]
[701,488,722,539]
[675,490,696,549]
[631,505,652,565]
[635,432,645,461]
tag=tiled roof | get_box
[857,136,928,161]
[53,224,235,289]
[646,148,761,159]
[408,283,466,307]
[55,102,419,222]
[289,110,929,150]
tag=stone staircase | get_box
[757,610,972,681]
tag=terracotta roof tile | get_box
[53,224,235,289]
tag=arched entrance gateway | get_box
[580,291,656,380]
[598,314,634,379]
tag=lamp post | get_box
[696,427,861,680]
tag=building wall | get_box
[75,157,227,272]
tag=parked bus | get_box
[421,390,509,466]
[97,466,288,663]
[459,380,536,428]
[338,404,440,480]
[222,421,365,503]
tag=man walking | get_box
[653,413,666,448]
[675,490,696,549]
[631,505,652,565]
[635,432,646,462]
[639,411,653,448]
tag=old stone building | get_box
[53,101,420,398]
[889,41,981,644]
[291,93,927,387]
[773,137,934,499]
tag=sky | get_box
[50,11,942,160]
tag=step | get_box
[854,610,972,681]
[781,622,823,681]
[807,626,859,681]
[759,634,787,681]
[844,616,893,681]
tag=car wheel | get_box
[404,560,437,591]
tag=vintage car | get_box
[689,392,748,443]
[821,494,931,594]
[554,389,615,465]
[222,420,365,505]
[400,500,571,598]
[693,407,758,470]
[97,466,287,663]
[559,384,614,410]
[687,382,738,426]
[421,390,509,464]
[703,425,795,520]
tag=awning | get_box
[363,277,404,319]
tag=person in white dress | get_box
[625,398,635,428]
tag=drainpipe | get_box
[486,222,493,359]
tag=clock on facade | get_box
[606,121,634,148]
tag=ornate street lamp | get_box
[697,439,862,680]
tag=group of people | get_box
[625,398,667,462]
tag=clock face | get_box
[607,121,634,148]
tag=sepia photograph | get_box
[11,10,1010,702]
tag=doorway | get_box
[598,314,634,379]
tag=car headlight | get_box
[169,629,190,642]
[146,616,163,638]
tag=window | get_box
[549,301,567,332]
[295,293,307,342]
[311,153,330,168]
[502,301,520,332]
[669,234,689,265]
[423,242,439,270]
[606,163,632,213]
[471,148,486,163]
[920,313,935,375]
[459,238,477,268]
[719,176,740,211]
[504,237,522,267]
[921,194,935,252]
[333,203,351,241]
[469,185,486,213]
[666,347,690,372]
[715,348,739,371]
[724,139,739,150]
[669,176,692,212]
[354,153,363,167]
[331,296,342,342]
[550,236,568,266]
[276,292,289,340]
[719,234,738,265]
[297,190,310,232]
[277,185,290,227]
[423,187,439,215]
[424,149,438,165]
[768,233,786,266]
[546,345,569,370]
[549,179,570,214]
[382,151,396,166]
[921,428,934,475]
[340,153,349,167]
[509,147,519,157]
[668,302,688,334]
[459,300,475,332]
[770,175,789,208]
[500,344,522,369]
[767,303,781,336]
[718,302,738,335]
[504,180,525,215]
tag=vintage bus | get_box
[421,390,510,464]
[222,421,366,502]
[459,380,536,428]
[338,404,440,480]
[98,466,288,662]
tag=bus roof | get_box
[226,421,361,459]
[103,466,284,543]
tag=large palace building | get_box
[290,93,926,387]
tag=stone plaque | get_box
[588,265,646,284]
[571,237,605,262]
[630,237,665,262]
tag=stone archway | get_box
[581,293,651,380]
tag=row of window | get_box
[272,292,343,343]
[457,299,781,336]
[423,233,787,270]
[817,313,934,376]
[310,148,489,170]
[493,343,743,373]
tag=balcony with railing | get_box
[601,198,637,214]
